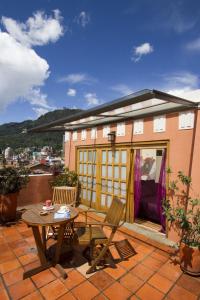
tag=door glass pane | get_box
[107,180,112,193]
[83,164,87,174]
[102,165,106,177]
[88,177,92,188]
[88,151,92,162]
[114,151,119,163]
[83,176,87,185]
[88,164,92,175]
[107,195,112,207]
[108,166,112,177]
[87,190,91,200]
[108,151,112,163]
[79,151,83,161]
[93,165,96,176]
[114,166,119,179]
[101,194,106,206]
[121,151,127,164]
[92,192,96,202]
[121,182,126,196]
[114,181,119,195]
[79,176,82,182]
[102,151,106,163]
[101,179,106,192]
[83,189,86,199]
[83,151,87,162]
[93,151,96,163]
[92,178,96,189]
[121,166,126,180]
[79,164,83,173]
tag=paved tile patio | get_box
[0,213,199,300]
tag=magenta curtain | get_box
[156,149,166,232]
[134,149,142,218]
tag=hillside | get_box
[0,108,82,151]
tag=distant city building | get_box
[4,147,13,160]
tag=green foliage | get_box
[50,168,79,187]
[0,167,30,195]
[163,171,200,247]
[0,108,82,150]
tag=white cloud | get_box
[67,88,76,96]
[0,11,63,117]
[163,71,200,103]
[2,10,63,47]
[132,42,153,62]
[33,107,50,117]
[186,38,200,51]
[112,84,134,96]
[0,32,49,111]
[164,72,199,89]
[75,11,90,28]
[84,93,100,106]
[58,73,96,84]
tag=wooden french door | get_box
[77,146,130,211]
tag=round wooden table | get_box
[22,203,79,279]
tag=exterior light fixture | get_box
[107,131,116,143]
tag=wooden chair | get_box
[52,186,77,206]
[76,197,125,274]
[46,186,77,240]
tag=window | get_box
[91,127,97,139]
[133,119,144,135]
[103,126,110,138]
[153,115,166,132]
[72,131,77,141]
[64,131,70,141]
[117,122,125,136]
[179,111,194,130]
[81,130,87,140]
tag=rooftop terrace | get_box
[0,210,199,300]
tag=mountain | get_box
[0,108,82,151]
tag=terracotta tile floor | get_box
[0,216,200,300]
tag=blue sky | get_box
[0,0,200,123]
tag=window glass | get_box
[92,192,96,202]
[121,182,126,196]
[88,164,92,175]
[108,151,112,163]
[102,165,106,177]
[114,181,120,195]
[121,166,126,180]
[107,180,112,193]
[101,179,106,192]
[121,151,127,164]
[101,194,106,206]
[114,151,119,163]
[83,151,87,162]
[79,164,83,173]
[107,195,112,207]
[114,166,119,179]
[83,164,87,174]
[102,151,106,163]
[79,151,83,161]
[108,166,112,178]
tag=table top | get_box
[22,203,79,226]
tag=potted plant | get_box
[50,167,79,187]
[163,170,200,276]
[0,167,30,222]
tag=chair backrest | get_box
[52,186,77,206]
[104,197,125,227]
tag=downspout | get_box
[187,108,199,206]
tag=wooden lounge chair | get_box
[76,197,125,274]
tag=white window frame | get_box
[153,115,166,132]
[116,122,125,136]
[91,127,97,139]
[81,129,87,140]
[64,131,70,142]
[133,119,144,135]
[103,126,110,138]
[72,131,77,141]
[179,111,194,130]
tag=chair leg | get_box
[86,243,110,274]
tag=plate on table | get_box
[42,205,54,211]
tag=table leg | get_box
[32,226,47,265]
[54,224,66,264]
[42,226,46,253]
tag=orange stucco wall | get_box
[64,110,200,242]
[17,174,53,207]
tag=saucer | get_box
[42,205,54,211]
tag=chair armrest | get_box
[87,222,117,229]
